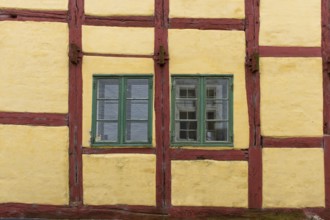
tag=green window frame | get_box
[91,75,153,147]
[171,75,234,147]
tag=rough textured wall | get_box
[0,125,69,204]
[259,0,321,46]
[169,30,249,149]
[260,58,323,137]
[169,0,245,18]
[0,21,68,113]
[0,0,68,10]
[83,154,156,206]
[85,0,154,16]
[172,160,248,207]
[263,148,324,208]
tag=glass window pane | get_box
[205,122,228,142]
[175,78,198,99]
[127,79,149,99]
[175,100,197,119]
[126,121,148,142]
[97,100,118,120]
[98,79,119,99]
[126,100,149,120]
[206,100,228,120]
[206,78,229,99]
[96,122,118,142]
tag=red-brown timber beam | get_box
[0,9,67,22]
[155,0,170,212]
[170,149,248,161]
[262,137,323,148]
[83,52,154,59]
[322,0,330,208]
[84,15,154,27]
[169,18,245,30]
[68,0,84,207]
[245,0,262,209]
[82,147,156,155]
[0,112,68,126]
[260,46,322,57]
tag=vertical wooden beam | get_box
[245,0,262,209]
[68,0,84,206]
[155,0,170,212]
[322,0,330,208]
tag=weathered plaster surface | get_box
[260,58,323,137]
[0,21,68,113]
[0,125,69,204]
[170,0,244,18]
[172,160,248,207]
[259,0,321,46]
[263,148,325,208]
[83,154,156,206]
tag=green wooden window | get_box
[91,75,153,146]
[171,76,233,146]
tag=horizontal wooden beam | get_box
[0,9,67,22]
[0,203,162,219]
[0,112,68,126]
[262,137,323,148]
[259,46,321,57]
[84,15,154,27]
[82,147,156,154]
[83,52,154,59]
[170,148,248,161]
[169,18,245,30]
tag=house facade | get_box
[0,0,328,218]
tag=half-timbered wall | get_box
[0,0,329,219]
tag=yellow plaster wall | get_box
[0,21,68,113]
[0,125,69,204]
[83,154,156,206]
[172,160,248,207]
[0,0,68,10]
[260,58,323,137]
[85,0,154,16]
[82,26,154,55]
[263,148,325,208]
[169,0,244,19]
[169,30,248,149]
[259,0,321,46]
[82,56,155,147]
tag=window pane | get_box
[97,100,118,120]
[96,122,118,142]
[126,100,148,120]
[98,79,119,99]
[175,78,198,99]
[206,100,228,120]
[205,121,228,142]
[126,121,148,142]
[127,79,149,99]
[206,78,228,99]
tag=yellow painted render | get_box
[85,0,154,16]
[169,0,244,19]
[260,58,323,137]
[263,148,325,208]
[259,0,321,46]
[172,160,248,207]
[82,56,155,147]
[83,154,156,206]
[0,125,69,205]
[0,0,68,10]
[82,26,154,55]
[169,30,248,149]
[0,21,68,113]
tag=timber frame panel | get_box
[0,0,330,218]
